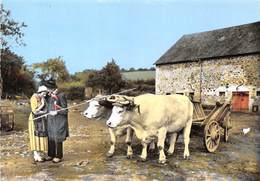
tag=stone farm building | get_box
[155,22,260,112]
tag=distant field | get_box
[121,71,155,81]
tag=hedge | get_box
[58,82,85,100]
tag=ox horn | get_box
[106,95,121,102]
[118,96,132,105]
[118,96,134,105]
[107,95,134,105]
[118,100,130,105]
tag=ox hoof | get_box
[158,159,167,164]
[183,150,190,159]
[183,155,190,160]
[106,152,114,158]
[137,157,147,162]
[126,154,133,159]
[166,151,173,156]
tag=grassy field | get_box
[121,71,155,81]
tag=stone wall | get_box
[156,54,260,110]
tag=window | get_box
[256,91,260,96]
[176,92,184,95]
[252,105,259,112]
[166,93,171,95]
[219,92,225,96]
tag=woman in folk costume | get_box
[28,85,48,162]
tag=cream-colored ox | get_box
[84,97,135,158]
[106,94,193,164]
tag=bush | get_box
[58,82,85,100]
[85,60,125,94]
[124,79,155,96]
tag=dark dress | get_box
[33,99,48,137]
[47,91,69,159]
[47,92,69,143]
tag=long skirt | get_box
[28,116,48,152]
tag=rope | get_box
[33,88,136,120]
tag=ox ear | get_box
[132,104,141,114]
[99,100,113,108]
[126,103,140,114]
[112,102,123,107]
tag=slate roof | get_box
[155,21,260,65]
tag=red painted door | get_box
[232,92,249,111]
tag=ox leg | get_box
[158,127,167,164]
[107,128,116,157]
[167,133,178,156]
[183,119,192,159]
[139,141,148,162]
[125,127,134,159]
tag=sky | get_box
[4,0,260,73]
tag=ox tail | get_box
[186,99,194,124]
[184,100,193,133]
[183,100,193,159]
[189,100,194,122]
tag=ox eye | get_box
[118,110,123,113]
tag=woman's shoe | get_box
[52,157,62,163]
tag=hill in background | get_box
[121,70,155,81]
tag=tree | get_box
[137,68,147,71]
[33,57,70,83]
[71,69,96,83]
[1,50,35,97]
[0,5,30,98]
[0,4,27,50]
[149,67,155,71]
[100,59,125,94]
[120,68,127,72]
[85,70,103,88]
[86,59,125,94]
[129,67,135,71]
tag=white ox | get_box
[84,97,135,158]
[106,94,193,163]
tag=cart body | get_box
[191,99,231,152]
[0,106,14,131]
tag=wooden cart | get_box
[0,106,15,131]
[192,99,232,152]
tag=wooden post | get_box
[0,61,2,100]
[199,59,202,102]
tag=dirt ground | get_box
[0,101,260,181]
